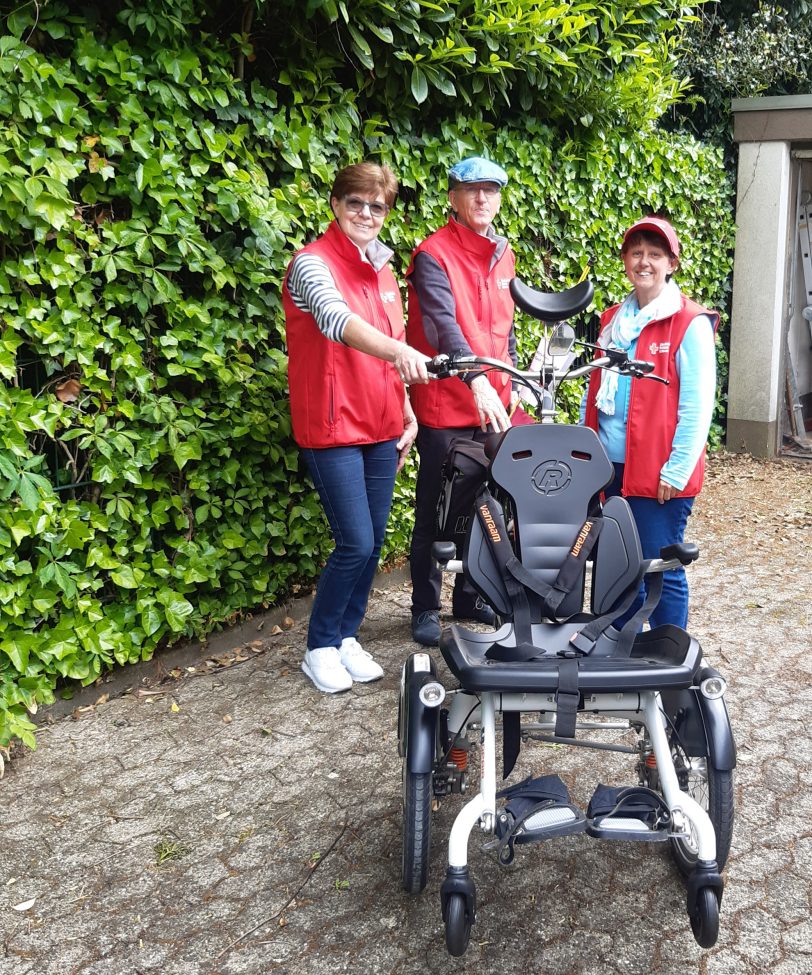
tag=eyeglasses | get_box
[453,183,501,197]
[344,197,390,218]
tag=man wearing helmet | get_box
[405,156,517,646]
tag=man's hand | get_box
[471,375,510,432]
[393,345,431,385]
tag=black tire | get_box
[401,768,432,894]
[445,893,472,956]
[689,886,720,948]
[668,732,735,875]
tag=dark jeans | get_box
[410,425,487,614]
[605,463,695,629]
[301,440,398,650]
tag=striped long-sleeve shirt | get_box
[286,253,353,343]
[286,237,396,343]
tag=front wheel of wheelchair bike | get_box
[689,886,720,948]
[401,768,432,894]
[667,730,734,876]
[445,893,472,956]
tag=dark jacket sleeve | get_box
[410,252,473,356]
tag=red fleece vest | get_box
[283,221,406,448]
[583,296,719,498]
[405,220,515,428]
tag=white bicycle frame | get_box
[444,689,717,869]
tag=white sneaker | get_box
[339,638,383,683]
[302,647,353,693]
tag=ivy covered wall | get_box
[0,1,734,747]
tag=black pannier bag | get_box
[435,439,489,553]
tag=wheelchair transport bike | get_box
[397,276,735,956]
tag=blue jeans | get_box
[301,440,398,650]
[605,464,695,629]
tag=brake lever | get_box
[427,353,454,378]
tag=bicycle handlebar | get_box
[427,351,668,386]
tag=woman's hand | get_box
[471,375,510,432]
[393,344,431,385]
[657,480,679,504]
[396,414,418,471]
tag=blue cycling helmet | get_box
[448,156,508,189]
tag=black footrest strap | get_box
[587,784,672,829]
[495,774,585,864]
[555,657,579,737]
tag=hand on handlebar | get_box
[470,375,511,432]
[393,344,431,385]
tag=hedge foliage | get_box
[259,0,693,131]
[0,0,733,747]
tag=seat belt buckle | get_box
[567,630,593,655]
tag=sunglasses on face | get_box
[343,197,389,218]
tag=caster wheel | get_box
[690,886,720,948]
[445,893,472,956]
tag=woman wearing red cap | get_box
[582,216,719,629]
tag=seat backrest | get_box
[590,494,645,614]
[468,424,614,621]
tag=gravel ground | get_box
[1,451,810,975]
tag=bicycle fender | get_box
[661,684,737,772]
[399,653,441,774]
[697,691,737,772]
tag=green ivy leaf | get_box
[111,566,143,589]
[173,442,202,470]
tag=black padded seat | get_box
[439,622,702,694]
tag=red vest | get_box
[405,219,515,428]
[282,221,406,448]
[584,296,719,498]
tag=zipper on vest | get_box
[363,283,394,337]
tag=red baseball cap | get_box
[622,216,680,259]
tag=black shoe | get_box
[411,610,441,646]
[452,596,496,626]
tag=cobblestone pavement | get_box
[1,454,811,975]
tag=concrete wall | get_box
[726,142,792,456]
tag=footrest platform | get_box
[585,784,672,842]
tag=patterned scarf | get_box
[594,280,681,415]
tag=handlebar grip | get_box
[627,359,655,374]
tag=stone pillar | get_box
[726,140,792,457]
